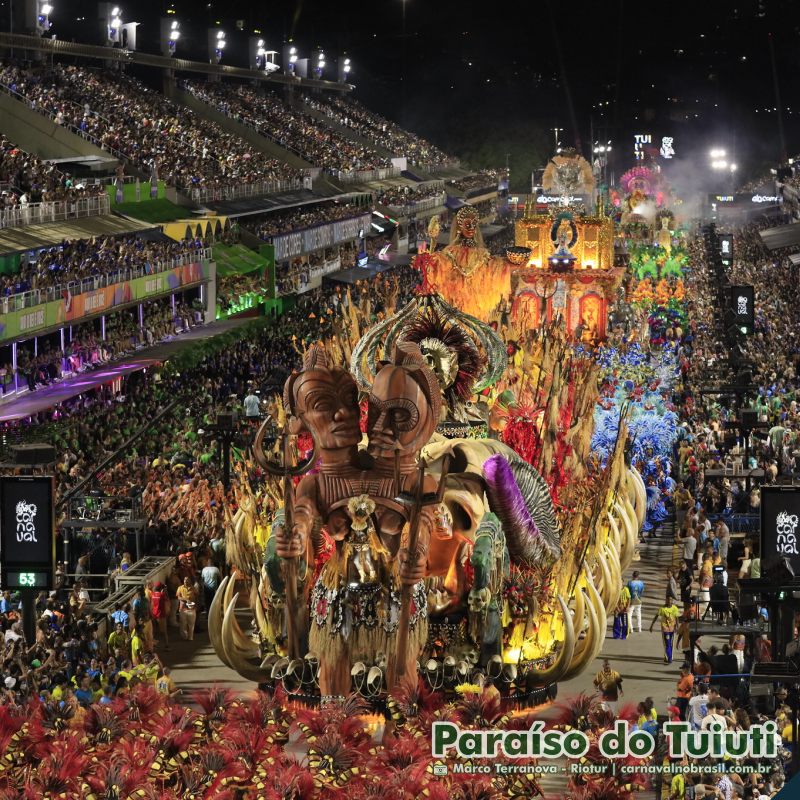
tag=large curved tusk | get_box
[222,594,261,660]
[607,509,622,553]
[251,576,271,641]
[221,593,269,683]
[593,549,614,616]
[620,497,638,572]
[585,574,608,662]
[570,579,586,642]
[209,575,234,669]
[562,587,599,681]
[604,543,622,602]
[526,596,576,687]
[629,468,646,529]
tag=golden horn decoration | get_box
[208,575,234,669]
[526,595,576,686]
[562,587,599,681]
[251,576,271,640]
[571,578,586,642]
[221,593,269,683]
[222,593,261,660]
[584,573,608,662]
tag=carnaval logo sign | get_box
[776,511,799,555]
[15,500,38,543]
[737,295,748,316]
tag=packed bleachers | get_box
[0,233,209,303]
[181,80,393,174]
[0,63,304,196]
[446,170,499,194]
[300,93,454,166]
[249,200,365,240]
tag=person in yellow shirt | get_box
[155,667,180,700]
[650,597,681,664]
[130,624,144,666]
[176,577,198,641]
[613,585,631,639]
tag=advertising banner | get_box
[0,262,210,344]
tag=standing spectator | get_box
[200,557,221,613]
[176,576,198,641]
[675,663,694,721]
[650,595,681,664]
[627,571,645,634]
[150,581,170,650]
[107,621,130,662]
[132,586,153,652]
[243,387,262,418]
[593,659,624,711]
[666,568,680,603]
[130,623,144,666]
[678,527,697,573]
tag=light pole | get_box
[401,0,408,125]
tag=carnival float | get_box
[210,181,647,712]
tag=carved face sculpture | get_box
[367,344,440,460]
[456,207,479,241]
[289,347,361,452]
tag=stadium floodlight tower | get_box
[98,3,123,46]
[282,43,298,76]
[250,37,279,73]
[337,56,352,84]
[209,28,226,64]
[313,49,326,79]
[161,17,180,57]
[26,0,52,35]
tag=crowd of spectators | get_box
[376,183,444,211]
[300,93,453,166]
[0,133,104,215]
[1,297,202,396]
[251,200,364,240]
[182,81,391,174]
[0,265,420,710]
[0,63,303,193]
[446,170,499,194]
[0,232,208,299]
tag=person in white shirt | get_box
[243,389,261,418]
[700,700,728,730]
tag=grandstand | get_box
[0,43,500,421]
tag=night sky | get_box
[13,0,800,187]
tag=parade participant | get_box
[613,583,631,639]
[150,582,170,650]
[649,595,681,664]
[176,576,199,641]
[627,570,645,633]
[593,659,624,711]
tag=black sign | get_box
[0,476,55,587]
[729,285,754,332]
[761,486,800,576]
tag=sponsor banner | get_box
[0,262,209,343]
[271,214,371,261]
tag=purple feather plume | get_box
[483,454,561,566]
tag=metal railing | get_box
[1,248,211,313]
[190,179,303,204]
[65,494,142,523]
[0,193,109,232]
[384,192,446,215]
